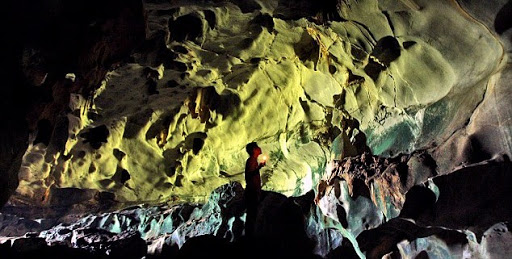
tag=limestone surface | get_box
[1,0,511,257]
[5,0,507,208]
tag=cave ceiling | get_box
[0,0,510,216]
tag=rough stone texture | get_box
[1,0,511,258]
[2,0,507,209]
[1,0,146,208]
[430,0,512,173]
[1,157,512,258]
[316,151,436,220]
[0,232,147,259]
[316,152,512,258]
[0,183,331,258]
[357,218,469,259]
[404,158,512,238]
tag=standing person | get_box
[244,142,266,236]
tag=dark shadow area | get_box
[169,14,204,43]
[326,239,360,259]
[351,178,371,200]
[123,109,155,139]
[0,0,145,208]
[175,233,320,259]
[465,134,493,163]
[174,190,319,259]
[403,41,417,49]
[495,0,512,34]
[33,119,53,146]
[204,10,217,29]
[184,132,208,155]
[364,36,401,81]
[230,0,262,13]
[80,125,109,149]
[113,148,126,161]
[357,218,468,259]
[1,187,321,259]
[415,159,512,239]
[399,186,436,220]
[294,31,320,67]
[47,187,98,207]
[250,13,275,32]
[111,167,131,185]
[48,115,70,153]
[275,0,342,23]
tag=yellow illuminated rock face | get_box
[14,0,505,205]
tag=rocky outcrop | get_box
[0,232,147,259]
[1,0,146,208]
[0,150,510,258]
[0,183,331,258]
[402,157,512,238]
[2,157,511,258]
[316,151,436,220]
[316,151,512,258]
[2,0,506,210]
[0,0,511,257]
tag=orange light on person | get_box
[258,154,268,164]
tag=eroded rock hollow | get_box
[1,0,511,258]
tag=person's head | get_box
[246,142,261,157]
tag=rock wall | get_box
[316,152,512,258]
[1,0,511,257]
[1,0,146,207]
[2,0,509,209]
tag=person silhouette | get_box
[244,142,266,236]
